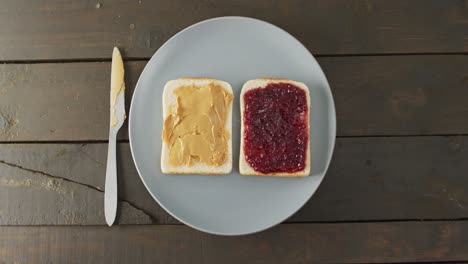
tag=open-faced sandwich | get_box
[239,78,310,177]
[161,78,233,174]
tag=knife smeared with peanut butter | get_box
[162,82,233,167]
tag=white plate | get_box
[129,17,336,235]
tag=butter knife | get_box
[105,47,126,226]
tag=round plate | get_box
[129,17,336,235]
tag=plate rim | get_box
[129,16,337,235]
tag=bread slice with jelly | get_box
[161,78,233,175]
[239,78,310,177]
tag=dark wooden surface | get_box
[0,0,466,60]
[1,222,468,263]
[0,0,467,263]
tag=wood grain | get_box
[0,143,172,225]
[0,0,466,60]
[1,222,468,263]
[0,62,144,141]
[1,136,467,225]
[0,55,467,141]
[326,55,468,136]
[291,136,468,222]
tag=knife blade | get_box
[105,47,126,226]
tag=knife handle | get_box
[105,131,118,226]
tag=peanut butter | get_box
[110,47,125,127]
[162,82,233,167]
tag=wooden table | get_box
[0,0,467,263]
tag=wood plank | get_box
[1,222,468,263]
[1,136,468,225]
[0,143,174,225]
[291,136,468,222]
[0,61,144,141]
[0,0,466,60]
[1,55,467,141]
[326,55,468,136]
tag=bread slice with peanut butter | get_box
[161,78,233,174]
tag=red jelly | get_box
[243,82,308,174]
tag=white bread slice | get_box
[239,78,311,177]
[161,78,233,175]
